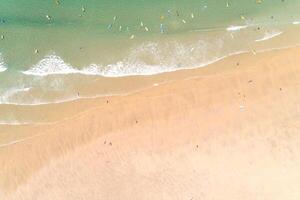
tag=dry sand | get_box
[1,46,300,199]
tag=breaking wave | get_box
[226,25,248,31]
[22,39,233,77]
[293,21,300,25]
[255,30,282,42]
[0,53,7,72]
[22,54,175,77]
[22,54,229,78]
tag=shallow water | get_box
[1,0,299,68]
[0,0,300,119]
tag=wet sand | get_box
[1,46,300,199]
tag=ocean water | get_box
[0,0,300,122]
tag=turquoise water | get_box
[0,0,299,67]
[0,0,300,108]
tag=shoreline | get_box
[1,36,300,108]
[0,42,299,126]
[0,23,300,108]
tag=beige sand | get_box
[1,46,300,199]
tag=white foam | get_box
[22,52,233,78]
[292,21,300,25]
[23,59,169,77]
[0,120,54,126]
[21,50,246,80]
[1,53,231,107]
[22,40,231,77]
[22,55,79,76]
[0,53,7,72]
[226,25,248,31]
[255,31,282,42]
[22,52,165,77]
[0,121,33,126]
[0,87,32,104]
[0,66,6,72]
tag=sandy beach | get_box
[1,45,300,199]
